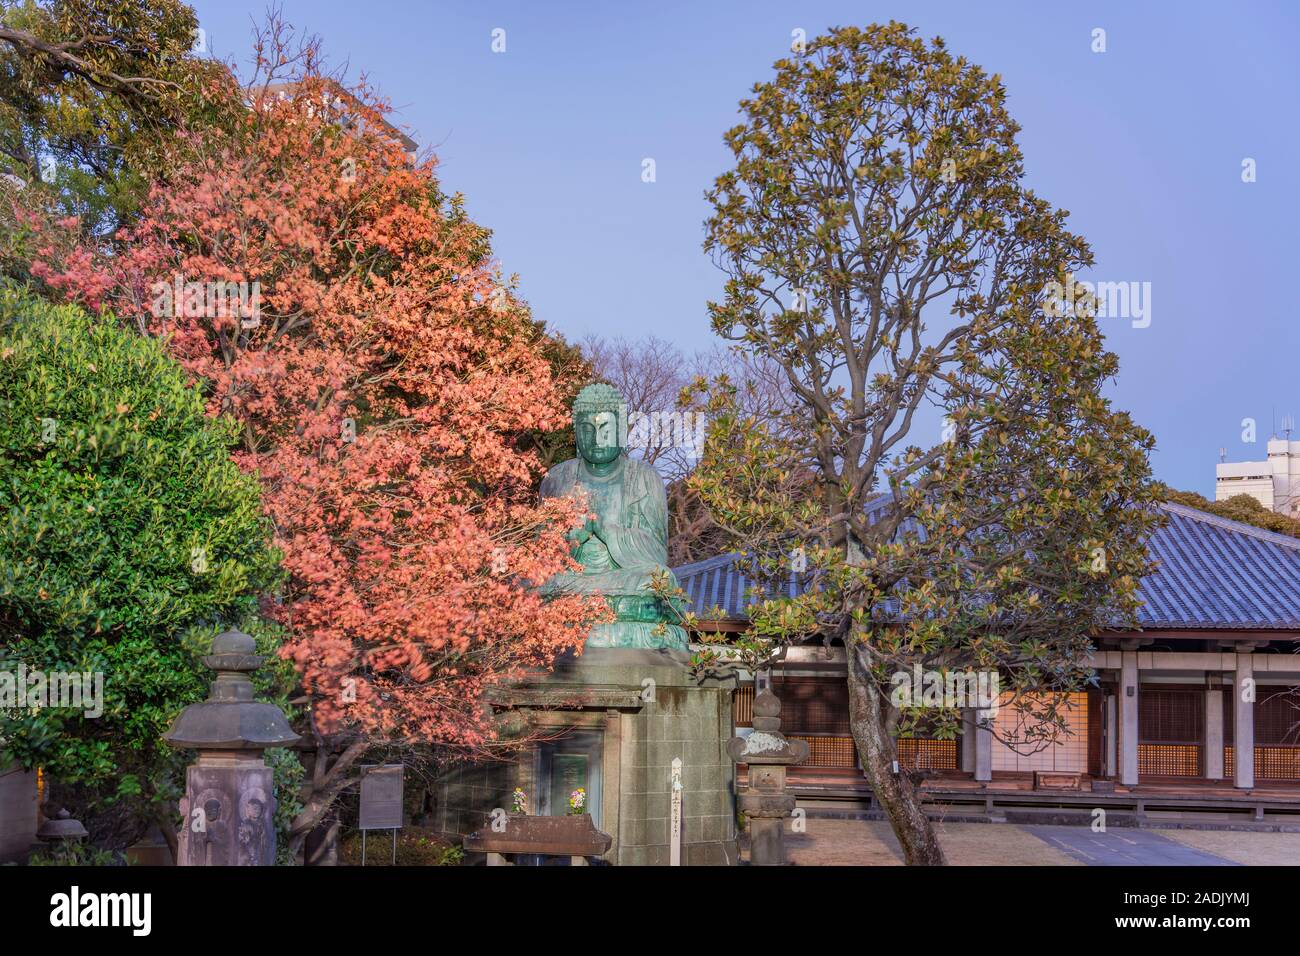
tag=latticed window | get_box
[771,674,852,736]
[1225,687,1300,780]
[1140,688,1203,742]
[1256,688,1300,746]
[990,692,1088,772]
[770,674,961,771]
[742,675,858,769]
[1138,688,1202,776]
[732,685,754,728]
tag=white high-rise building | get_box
[1215,438,1300,516]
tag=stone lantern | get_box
[727,690,808,866]
[164,629,299,865]
[36,806,88,845]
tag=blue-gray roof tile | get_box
[672,502,1300,631]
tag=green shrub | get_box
[25,842,127,867]
[0,282,282,847]
[338,826,464,866]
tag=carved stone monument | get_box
[435,384,736,865]
[164,629,299,866]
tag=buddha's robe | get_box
[539,454,686,650]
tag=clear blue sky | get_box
[191,0,1300,496]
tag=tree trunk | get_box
[304,810,340,866]
[288,738,368,864]
[846,644,947,865]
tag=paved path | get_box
[1028,826,1239,866]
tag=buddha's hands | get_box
[570,515,601,546]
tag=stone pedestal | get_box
[542,647,737,866]
[438,646,737,866]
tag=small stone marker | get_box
[670,757,683,866]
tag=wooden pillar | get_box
[1204,685,1225,780]
[1118,651,1139,787]
[1104,693,1118,777]
[1234,654,1255,790]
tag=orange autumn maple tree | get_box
[33,59,608,850]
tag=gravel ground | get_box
[1161,828,1300,866]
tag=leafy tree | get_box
[32,36,608,860]
[683,23,1162,864]
[0,282,281,854]
[1163,488,1300,539]
[0,0,237,235]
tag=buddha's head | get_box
[573,382,625,466]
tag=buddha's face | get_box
[575,409,622,465]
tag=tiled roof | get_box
[673,502,1300,631]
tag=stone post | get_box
[727,690,808,866]
[163,630,299,865]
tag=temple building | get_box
[676,501,1300,822]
